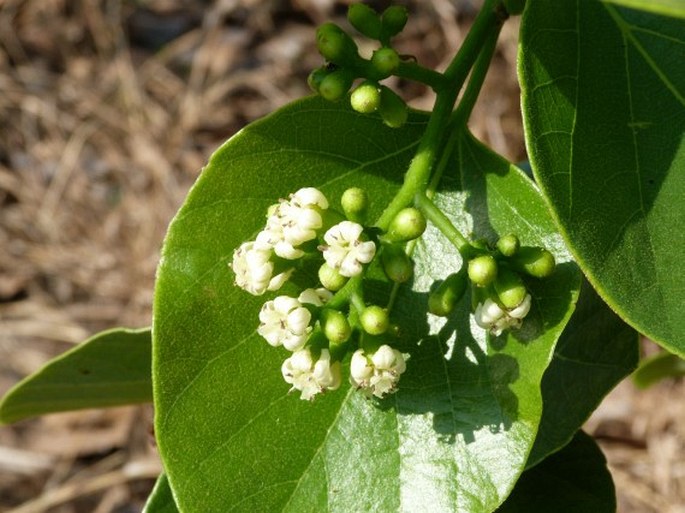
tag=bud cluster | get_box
[308,3,410,128]
[230,187,428,400]
[428,233,556,336]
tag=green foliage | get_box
[0,328,151,424]
[143,474,179,513]
[520,0,685,354]
[633,350,685,388]
[603,0,685,19]
[498,431,616,512]
[152,97,580,512]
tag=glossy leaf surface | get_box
[603,0,685,19]
[153,97,579,512]
[527,280,639,466]
[0,328,151,424]
[520,0,685,355]
[498,431,616,513]
[143,474,180,513]
[633,350,685,388]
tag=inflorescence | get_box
[230,186,556,401]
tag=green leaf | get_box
[527,279,639,467]
[520,0,685,355]
[603,0,685,19]
[0,327,151,424]
[153,97,579,513]
[498,431,616,513]
[143,474,180,513]
[633,350,685,388]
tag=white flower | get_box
[350,345,407,398]
[298,287,333,306]
[320,221,376,277]
[257,296,312,351]
[231,241,292,295]
[281,348,341,400]
[263,187,329,260]
[474,294,532,336]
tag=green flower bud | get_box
[381,244,413,283]
[307,66,335,93]
[319,262,349,291]
[512,247,556,278]
[386,207,426,242]
[468,254,498,287]
[360,305,390,335]
[322,309,352,344]
[497,234,520,257]
[347,3,382,39]
[381,6,408,38]
[341,187,369,222]
[503,0,526,15]
[319,69,354,101]
[494,267,528,309]
[316,22,358,64]
[350,81,381,114]
[379,86,408,128]
[428,270,468,317]
[371,47,400,78]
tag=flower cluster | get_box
[230,186,415,401]
[474,294,532,336]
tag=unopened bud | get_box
[341,187,369,222]
[371,47,400,78]
[468,255,498,287]
[316,23,358,64]
[494,267,527,309]
[360,305,390,335]
[381,6,408,38]
[428,271,468,316]
[319,263,349,291]
[319,69,354,102]
[386,207,426,242]
[496,234,520,257]
[379,86,408,128]
[347,3,382,39]
[322,309,352,344]
[513,247,556,278]
[381,244,413,283]
[350,81,381,114]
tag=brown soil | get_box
[0,1,682,511]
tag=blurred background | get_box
[0,0,682,511]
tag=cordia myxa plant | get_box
[2,0,684,511]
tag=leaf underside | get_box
[152,96,580,513]
[143,474,180,513]
[520,0,685,355]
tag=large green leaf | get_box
[0,327,151,424]
[632,350,685,388]
[520,0,685,355]
[143,474,180,513]
[153,97,579,512]
[527,279,639,467]
[498,431,616,512]
[603,0,685,19]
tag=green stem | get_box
[414,192,473,258]
[374,0,506,231]
[395,61,446,91]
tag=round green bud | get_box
[513,247,556,278]
[379,86,408,128]
[371,47,400,78]
[428,271,468,317]
[468,254,498,287]
[316,22,358,64]
[381,6,408,38]
[360,305,390,335]
[503,0,526,15]
[350,81,381,114]
[319,262,349,291]
[341,187,369,222]
[347,3,382,39]
[322,309,352,344]
[307,66,330,93]
[319,69,354,101]
[494,267,527,309]
[386,207,426,242]
[381,244,413,283]
[497,234,520,257]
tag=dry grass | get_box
[0,0,681,511]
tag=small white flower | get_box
[321,221,376,277]
[281,348,342,400]
[474,294,532,336]
[264,187,329,260]
[258,296,312,351]
[298,287,333,306]
[350,345,407,398]
[231,241,292,295]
